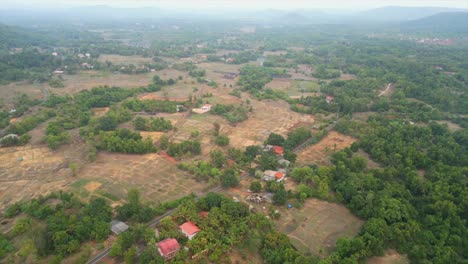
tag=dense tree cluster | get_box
[96,128,156,154]
[210,103,250,124]
[134,116,173,132]
[2,192,112,258]
[167,140,202,157]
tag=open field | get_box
[266,79,321,98]
[277,199,364,257]
[97,54,153,65]
[77,152,207,204]
[223,98,315,148]
[367,250,410,264]
[297,131,357,166]
[0,144,86,211]
[0,71,156,104]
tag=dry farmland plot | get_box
[98,55,153,66]
[0,144,86,210]
[78,152,207,203]
[276,199,364,257]
[297,131,357,166]
[223,98,314,148]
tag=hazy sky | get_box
[3,0,468,10]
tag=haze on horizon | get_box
[3,0,468,11]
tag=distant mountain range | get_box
[401,12,468,34]
[355,6,468,22]
[0,5,467,26]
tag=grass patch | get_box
[293,80,320,92]
[96,190,120,201]
[71,179,90,188]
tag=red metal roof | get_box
[273,146,284,155]
[275,172,285,180]
[180,221,201,236]
[158,238,180,256]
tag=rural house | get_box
[263,170,285,182]
[180,221,200,240]
[157,238,180,260]
[273,145,284,155]
[326,95,335,104]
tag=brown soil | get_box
[297,131,357,165]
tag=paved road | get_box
[86,174,247,264]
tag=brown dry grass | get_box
[91,107,110,117]
[139,131,165,142]
[97,55,153,65]
[276,199,364,257]
[297,131,357,166]
[218,98,314,148]
[78,152,207,203]
[84,181,102,192]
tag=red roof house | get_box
[326,95,335,104]
[158,238,180,260]
[275,172,285,181]
[180,221,201,240]
[273,146,284,155]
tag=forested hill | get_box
[401,12,468,34]
[0,24,53,51]
[357,6,467,22]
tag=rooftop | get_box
[158,238,180,256]
[180,221,200,236]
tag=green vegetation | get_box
[211,103,250,124]
[134,116,173,132]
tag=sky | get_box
[3,0,468,10]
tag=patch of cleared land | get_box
[77,152,207,203]
[379,83,395,97]
[297,131,357,165]
[367,250,410,264]
[436,120,462,131]
[0,144,86,211]
[277,199,364,257]
[223,98,314,148]
[98,54,153,65]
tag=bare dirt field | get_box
[0,71,156,103]
[139,131,165,142]
[297,131,357,166]
[277,199,364,257]
[77,152,207,204]
[223,98,315,148]
[367,250,410,264]
[91,107,110,117]
[0,144,86,211]
[97,55,153,66]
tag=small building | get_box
[263,145,273,152]
[157,238,180,260]
[78,53,85,59]
[53,70,64,75]
[81,63,94,69]
[326,95,335,104]
[180,221,200,240]
[51,52,58,56]
[263,170,285,182]
[110,220,129,235]
[273,146,284,155]
[201,104,211,111]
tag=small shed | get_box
[110,220,129,235]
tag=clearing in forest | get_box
[367,250,410,264]
[379,83,395,97]
[297,131,357,165]
[276,198,364,257]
